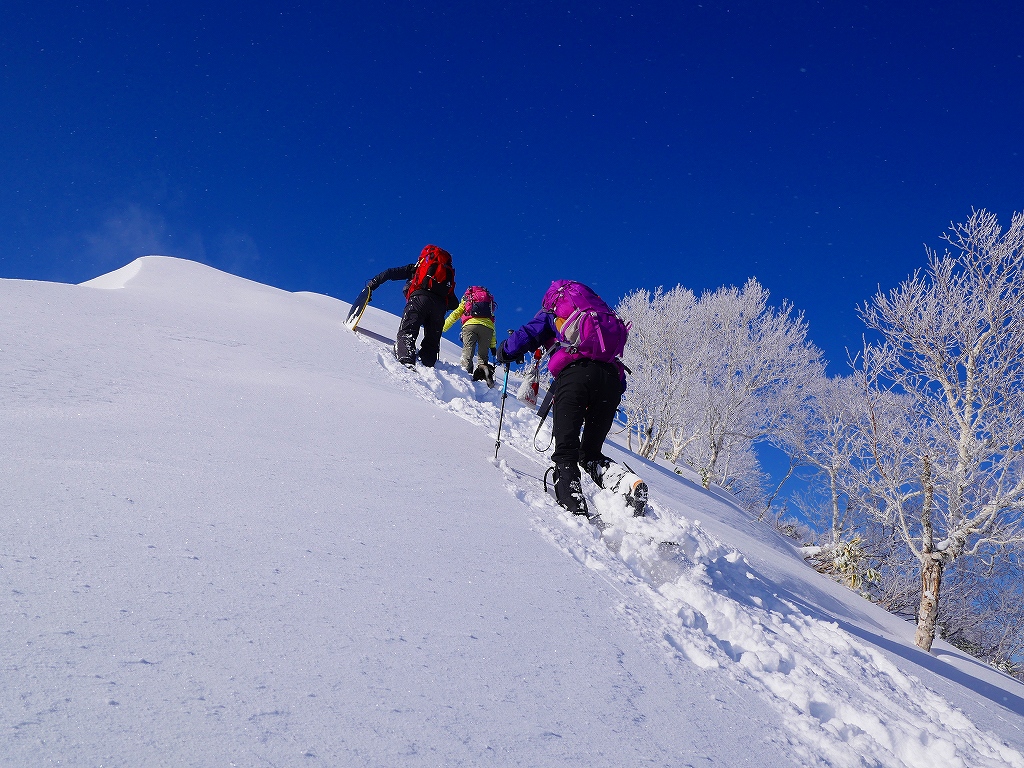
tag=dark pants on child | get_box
[396,291,446,367]
[551,359,622,468]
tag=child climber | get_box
[443,285,497,385]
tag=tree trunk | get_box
[914,556,943,651]
[829,469,843,547]
[638,424,659,460]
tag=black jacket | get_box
[367,263,458,310]
[367,264,415,293]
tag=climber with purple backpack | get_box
[495,280,647,519]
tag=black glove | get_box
[494,345,513,365]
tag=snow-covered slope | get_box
[2,256,1023,767]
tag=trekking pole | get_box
[494,330,514,459]
[494,362,511,459]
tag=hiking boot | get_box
[626,481,648,517]
[394,345,414,367]
[553,463,589,517]
[582,457,613,488]
[583,458,648,516]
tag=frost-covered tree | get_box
[617,286,703,459]
[857,209,1024,651]
[619,278,823,510]
[682,278,824,492]
[784,374,873,545]
[938,554,1024,678]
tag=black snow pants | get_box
[396,291,447,367]
[551,359,622,468]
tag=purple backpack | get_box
[541,280,629,376]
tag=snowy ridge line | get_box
[364,336,1024,768]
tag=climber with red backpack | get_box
[364,245,458,368]
[442,285,497,385]
[495,280,647,519]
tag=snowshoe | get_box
[516,349,542,404]
[344,285,372,331]
[583,459,648,517]
[515,378,539,405]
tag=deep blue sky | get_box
[2,1,1022,369]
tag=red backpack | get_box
[406,245,455,301]
[462,286,496,320]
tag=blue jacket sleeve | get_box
[500,311,556,359]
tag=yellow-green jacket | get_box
[443,298,496,350]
